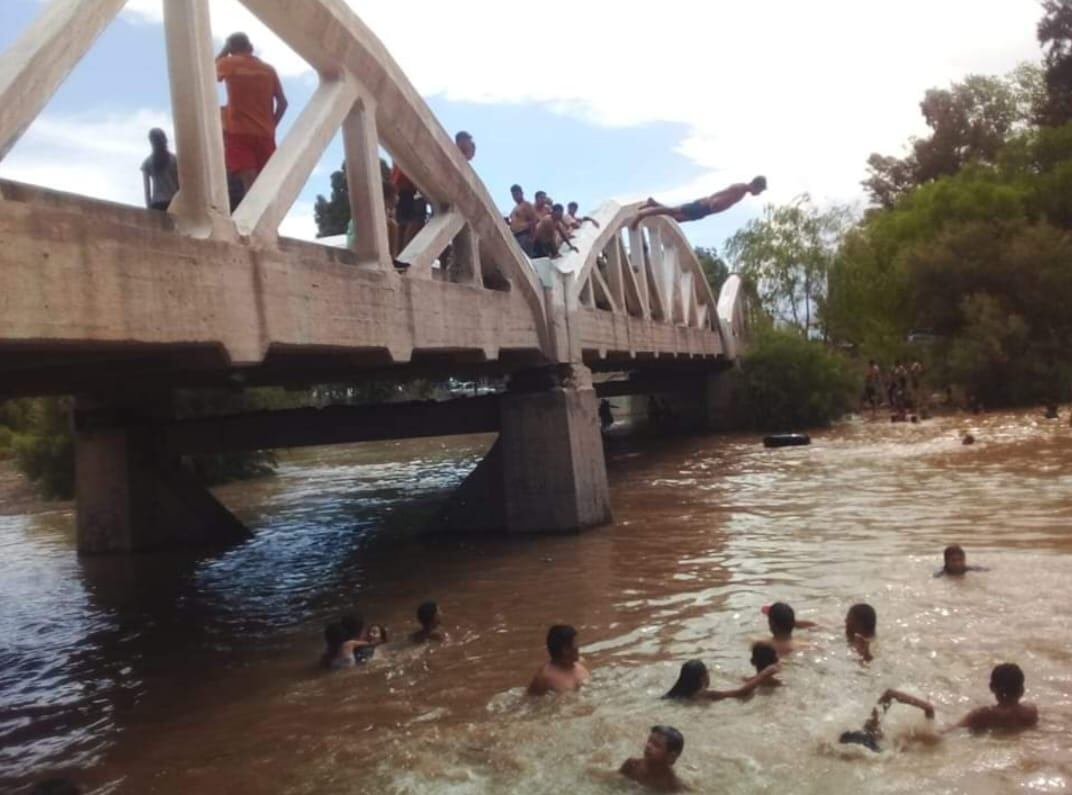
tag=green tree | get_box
[313,158,392,237]
[694,246,729,293]
[728,326,858,430]
[9,398,75,499]
[724,195,852,339]
[1038,0,1072,126]
[863,68,1040,207]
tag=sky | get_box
[0,0,1044,252]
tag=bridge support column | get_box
[74,399,251,555]
[444,364,612,533]
[703,370,739,431]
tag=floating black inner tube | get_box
[763,433,811,448]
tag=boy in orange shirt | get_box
[216,33,288,197]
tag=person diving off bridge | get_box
[632,176,767,227]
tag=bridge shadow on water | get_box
[2,426,717,792]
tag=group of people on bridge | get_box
[314,545,1036,792]
[139,32,769,275]
[141,33,287,215]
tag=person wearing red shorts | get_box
[216,32,288,202]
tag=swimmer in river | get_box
[409,601,447,643]
[619,725,687,792]
[527,624,590,695]
[843,663,1038,749]
[762,602,818,656]
[355,623,389,663]
[839,688,935,752]
[749,642,783,685]
[953,663,1039,732]
[844,603,877,663]
[962,432,976,445]
[663,656,781,701]
[935,544,988,577]
[631,177,766,228]
[320,618,370,669]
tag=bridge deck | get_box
[0,181,730,397]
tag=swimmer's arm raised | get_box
[879,689,935,719]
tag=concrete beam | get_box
[0,185,546,379]
[140,397,502,456]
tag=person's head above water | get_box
[546,624,579,665]
[750,641,779,673]
[645,725,684,766]
[944,544,967,575]
[226,32,253,54]
[416,601,439,630]
[768,602,796,638]
[749,175,767,194]
[664,659,709,699]
[990,663,1026,704]
[845,603,877,638]
[367,624,388,644]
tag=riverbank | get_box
[0,459,67,517]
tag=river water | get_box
[2,411,1071,794]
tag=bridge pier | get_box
[444,364,612,533]
[73,398,250,555]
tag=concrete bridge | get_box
[0,0,751,554]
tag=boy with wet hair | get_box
[956,663,1039,732]
[935,544,987,577]
[843,664,1038,746]
[527,624,590,695]
[763,602,816,655]
[409,601,446,643]
[749,642,782,685]
[619,725,686,792]
[845,603,877,662]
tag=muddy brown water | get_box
[2,411,1071,794]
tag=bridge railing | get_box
[0,0,748,371]
[0,0,551,347]
[534,200,748,362]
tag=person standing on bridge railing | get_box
[508,184,540,256]
[534,204,579,259]
[455,130,476,162]
[631,176,767,227]
[391,162,428,251]
[216,33,288,200]
[141,128,179,212]
[565,201,599,232]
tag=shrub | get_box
[730,328,859,431]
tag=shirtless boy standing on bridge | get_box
[632,176,767,227]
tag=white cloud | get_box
[0,109,171,205]
[279,201,319,241]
